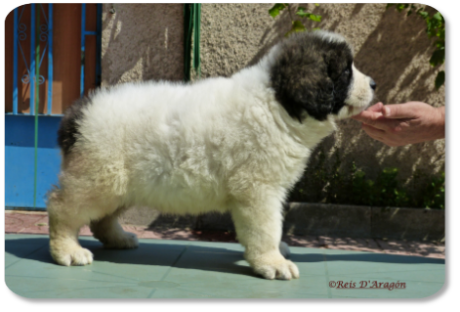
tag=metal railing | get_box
[12,4,53,116]
[81,3,102,97]
[10,3,102,116]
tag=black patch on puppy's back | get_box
[57,97,91,156]
[270,32,353,122]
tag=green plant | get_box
[372,167,410,207]
[289,149,445,209]
[416,171,445,209]
[268,3,322,37]
[387,4,445,89]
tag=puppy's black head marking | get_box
[58,97,92,155]
[270,32,354,122]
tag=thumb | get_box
[367,102,385,113]
[351,102,384,122]
[382,104,415,119]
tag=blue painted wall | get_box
[5,115,62,209]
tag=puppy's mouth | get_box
[346,94,378,117]
[346,104,368,117]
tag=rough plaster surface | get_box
[101,3,184,86]
[101,3,445,208]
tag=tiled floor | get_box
[5,233,445,299]
[5,210,446,299]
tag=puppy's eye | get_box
[342,69,351,76]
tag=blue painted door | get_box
[5,115,61,208]
[5,4,101,210]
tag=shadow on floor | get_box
[5,236,444,278]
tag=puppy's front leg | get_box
[231,198,299,280]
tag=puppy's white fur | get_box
[48,31,373,280]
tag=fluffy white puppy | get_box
[48,30,375,280]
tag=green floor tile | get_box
[323,250,444,276]
[5,234,445,299]
[5,235,49,268]
[6,275,155,299]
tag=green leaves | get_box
[435,71,445,90]
[292,20,306,31]
[430,48,445,67]
[296,6,322,22]
[388,4,445,89]
[269,4,322,37]
[432,11,443,22]
[268,3,288,18]
[422,171,445,209]
[396,3,410,12]
[425,11,444,38]
[295,7,309,17]
[418,10,429,19]
[387,3,417,14]
[285,20,306,37]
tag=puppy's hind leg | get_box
[230,195,299,280]
[90,207,138,249]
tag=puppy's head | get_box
[269,30,375,122]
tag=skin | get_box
[351,102,445,147]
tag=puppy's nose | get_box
[370,78,377,90]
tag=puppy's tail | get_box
[57,97,92,156]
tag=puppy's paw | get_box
[52,246,93,266]
[279,241,291,259]
[103,231,139,249]
[251,253,299,280]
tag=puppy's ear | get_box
[270,37,337,122]
[324,49,344,80]
[270,55,335,122]
[315,75,335,116]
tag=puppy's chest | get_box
[241,139,311,187]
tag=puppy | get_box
[48,30,375,280]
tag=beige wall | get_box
[102,3,445,204]
[101,3,184,86]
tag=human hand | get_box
[351,102,445,147]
